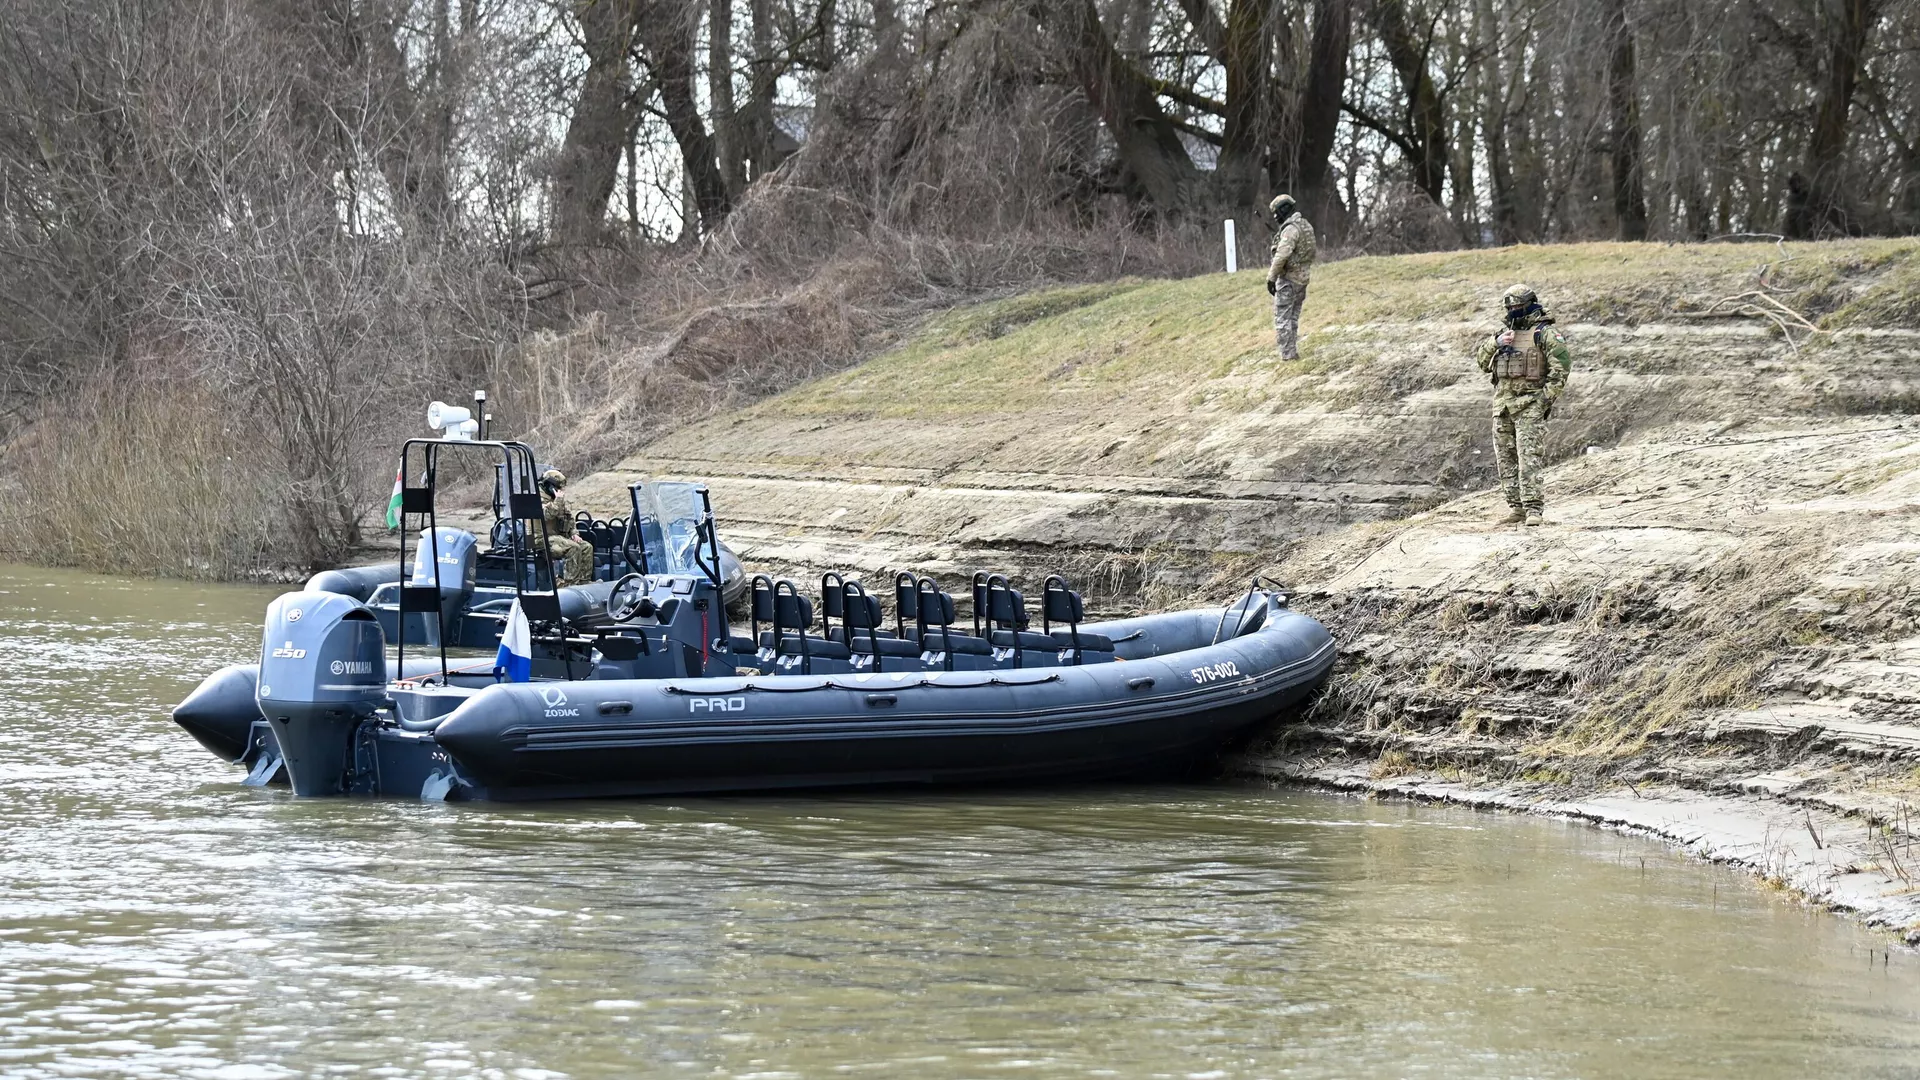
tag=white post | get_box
[1223,219,1238,274]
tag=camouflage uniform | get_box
[1266,198,1316,360]
[533,484,596,587]
[1476,294,1572,524]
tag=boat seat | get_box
[917,628,994,656]
[758,632,854,661]
[1050,629,1114,651]
[911,585,993,657]
[847,634,923,658]
[726,634,756,654]
[892,573,923,641]
[990,630,1059,651]
[826,626,899,644]
[1040,575,1114,663]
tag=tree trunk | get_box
[1605,0,1648,241]
[641,0,732,233]
[1787,0,1883,237]
[1036,0,1202,211]
[1479,0,1526,246]
[1481,0,1521,245]
[711,0,746,197]
[1218,0,1274,207]
[1370,0,1447,205]
[334,0,453,232]
[743,0,780,181]
[1288,0,1350,223]
[552,0,643,243]
[820,0,839,69]
[1440,6,1473,241]
[1174,0,1228,60]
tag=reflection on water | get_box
[2,563,1918,1079]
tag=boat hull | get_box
[428,609,1334,800]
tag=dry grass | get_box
[1,381,282,578]
[1534,528,1829,759]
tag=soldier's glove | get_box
[1266,279,1277,296]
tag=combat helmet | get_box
[539,468,567,493]
[1269,193,1298,220]
[1502,284,1548,327]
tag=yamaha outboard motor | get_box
[255,590,388,796]
[406,527,478,645]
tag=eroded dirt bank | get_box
[1243,408,1920,942]
[567,240,1920,937]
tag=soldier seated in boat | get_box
[533,469,596,587]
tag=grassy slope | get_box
[765,238,1920,422]
[632,238,1920,504]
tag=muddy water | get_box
[3,564,1920,1079]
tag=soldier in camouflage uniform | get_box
[1476,285,1572,526]
[534,469,597,586]
[1265,193,1316,360]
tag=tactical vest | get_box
[1492,327,1548,385]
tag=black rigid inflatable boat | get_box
[172,437,1335,801]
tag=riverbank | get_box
[567,238,1920,937]
[1243,405,1920,942]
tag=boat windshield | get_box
[633,482,711,577]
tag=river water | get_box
[3,563,1919,1079]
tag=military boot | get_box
[1499,507,1525,524]
[1524,510,1544,527]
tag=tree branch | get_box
[1146,73,1225,115]
[1340,98,1418,161]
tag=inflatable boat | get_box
[172,438,1335,801]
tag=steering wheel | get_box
[607,573,651,622]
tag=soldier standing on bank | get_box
[535,469,597,586]
[1476,285,1572,526]
[1265,194,1316,361]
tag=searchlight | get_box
[427,400,479,440]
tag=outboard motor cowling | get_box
[407,527,478,646]
[256,590,388,796]
[410,527,478,589]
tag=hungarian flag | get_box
[384,467,403,531]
